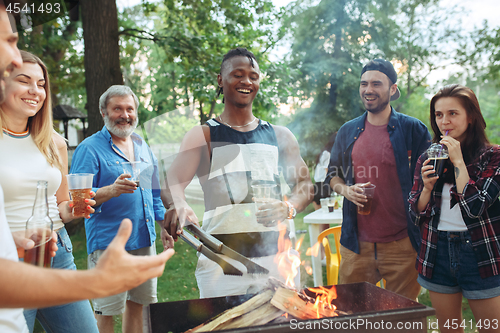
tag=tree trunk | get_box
[199,100,207,124]
[208,99,217,119]
[81,0,123,137]
[171,70,177,110]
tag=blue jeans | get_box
[23,227,99,333]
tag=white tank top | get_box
[438,183,468,231]
[0,131,64,232]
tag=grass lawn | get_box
[35,203,477,332]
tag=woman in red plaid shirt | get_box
[409,84,500,333]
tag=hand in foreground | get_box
[421,159,439,192]
[343,182,371,208]
[12,230,58,259]
[69,190,96,219]
[254,199,287,227]
[94,219,174,298]
[162,204,199,245]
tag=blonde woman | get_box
[0,50,99,332]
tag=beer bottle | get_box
[24,181,54,267]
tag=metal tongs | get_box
[179,224,270,276]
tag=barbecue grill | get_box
[144,282,435,333]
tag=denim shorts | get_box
[88,243,158,315]
[418,230,500,300]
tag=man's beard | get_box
[363,90,391,114]
[103,114,138,138]
[365,99,389,114]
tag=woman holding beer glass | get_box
[0,51,98,332]
[409,84,500,333]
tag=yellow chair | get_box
[317,226,342,285]
[317,226,386,288]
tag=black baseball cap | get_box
[361,58,401,101]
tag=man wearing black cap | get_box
[325,59,431,300]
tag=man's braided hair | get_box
[217,47,257,100]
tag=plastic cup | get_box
[427,143,449,177]
[121,161,142,187]
[251,183,278,226]
[251,183,277,210]
[357,184,376,215]
[320,198,329,213]
[67,173,94,218]
[328,197,335,212]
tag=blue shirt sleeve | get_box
[325,127,347,186]
[150,148,166,221]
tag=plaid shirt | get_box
[408,145,500,279]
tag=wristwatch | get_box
[284,201,297,219]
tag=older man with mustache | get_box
[70,85,167,333]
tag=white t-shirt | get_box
[0,131,63,232]
[314,150,330,183]
[0,185,30,333]
[438,183,468,231]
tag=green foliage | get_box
[119,0,291,125]
[394,83,431,127]
[437,72,500,145]
[19,0,500,157]
[282,0,469,164]
[456,23,500,145]
[282,0,401,160]
[17,16,86,111]
[140,109,200,146]
[390,0,465,99]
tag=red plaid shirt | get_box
[409,145,500,279]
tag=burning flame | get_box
[305,241,321,257]
[294,235,304,252]
[303,263,313,275]
[274,224,301,288]
[308,286,338,318]
[272,217,339,320]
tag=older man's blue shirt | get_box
[70,126,165,254]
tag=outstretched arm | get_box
[0,219,174,309]
[160,125,209,248]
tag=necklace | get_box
[218,115,258,128]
